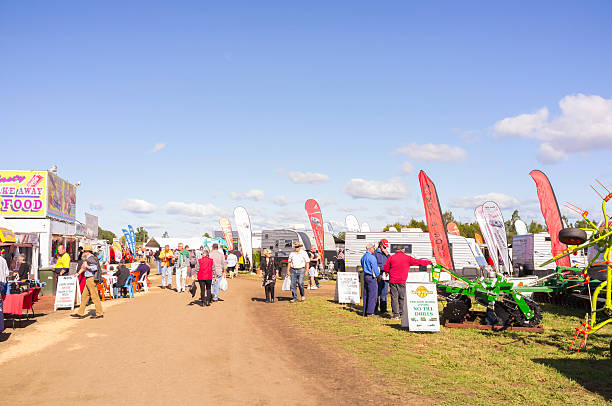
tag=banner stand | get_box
[54,275,81,311]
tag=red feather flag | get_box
[419,170,454,270]
[305,199,325,256]
[529,170,570,267]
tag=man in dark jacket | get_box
[374,239,390,315]
[113,262,131,297]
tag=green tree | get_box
[162,231,169,238]
[382,220,428,232]
[528,220,547,234]
[442,211,455,225]
[135,227,148,243]
[574,219,590,229]
[336,231,345,241]
[98,226,116,243]
[203,232,211,238]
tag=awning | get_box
[0,227,16,243]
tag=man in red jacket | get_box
[196,250,214,307]
[384,247,432,320]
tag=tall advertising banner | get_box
[345,215,360,232]
[128,225,137,255]
[360,222,371,232]
[0,171,47,217]
[447,222,460,236]
[475,205,499,271]
[121,229,135,256]
[418,171,454,270]
[234,207,253,269]
[305,199,325,256]
[47,172,76,221]
[219,218,234,251]
[84,213,98,240]
[112,238,123,262]
[482,201,511,274]
[529,170,570,267]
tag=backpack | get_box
[87,255,103,282]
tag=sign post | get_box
[402,282,441,332]
[54,275,80,311]
[334,272,360,304]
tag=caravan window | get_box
[356,235,366,240]
[390,244,412,254]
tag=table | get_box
[1,292,30,315]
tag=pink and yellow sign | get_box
[0,171,47,217]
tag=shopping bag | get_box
[189,281,197,298]
[282,276,291,291]
[219,276,228,291]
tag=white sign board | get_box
[54,275,80,311]
[401,282,440,332]
[334,272,360,304]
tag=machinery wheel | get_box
[443,299,469,323]
[489,302,511,326]
[559,228,587,245]
[509,297,543,327]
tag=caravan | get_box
[512,233,589,276]
[344,229,483,277]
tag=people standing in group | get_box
[384,246,431,320]
[361,243,380,317]
[308,247,321,290]
[12,254,30,280]
[174,243,190,293]
[54,245,71,294]
[374,239,390,315]
[71,245,103,319]
[0,253,10,284]
[154,249,161,275]
[226,250,238,279]
[336,248,345,272]
[196,249,213,306]
[261,249,278,303]
[287,242,309,303]
[209,243,226,302]
[159,245,174,289]
[186,248,198,287]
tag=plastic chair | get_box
[114,274,134,298]
[138,273,149,292]
[97,281,110,301]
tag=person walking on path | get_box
[287,242,309,303]
[71,245,103,319]
[54,245,71,293]
[374,239,390,315]
[175,243,190,293]
[308,247,321,290]
[154,249,161,274]
[196,249,213,306]
[226,251,238,279]
[209,243,226,302]
[159,245,174,289]
[361,243,380,317]
[384,247,431,320]
[261,249,278,303]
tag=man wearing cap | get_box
[360,243,380,317]
[384,246,432,320]
[374,239,390,315]
[287,242,309,302]
[71,245,104,319]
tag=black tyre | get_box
[510,297,543,327]
[442,299,469,323]
[491,302,511,326]
[559,227,587,245]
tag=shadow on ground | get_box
[533,357,612,401]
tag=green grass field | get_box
[289,297,612,405]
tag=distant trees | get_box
[162,231,169,238]
[135,227,149,243]
[98,226,116,243]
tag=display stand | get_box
[54,275,80,311]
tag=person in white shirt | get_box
[0,255,9,283]
[287,242,310,302]
[226,252,238,279]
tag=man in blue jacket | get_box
[374,239,390,315]
[360,243,380,317]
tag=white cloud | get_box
[274,195,290,206]
[493,94,612,164]
[449,192,520,209]
[122,198,156,214]
[164,201,225,217]
[230,189,265,201]
[399,162,414,175]
[343,177,410,200]
[149,142,166,153]
[89,200,104,210]
[395,143,467,162]
[288,171,330,184]
[143,223,163,229]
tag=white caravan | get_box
[512,232,589,275]
[344,230,482,277]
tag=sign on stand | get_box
[334,272,360,304]
[401,282,440,332]
[54,275,80,311]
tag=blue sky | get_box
[2,1,612,237]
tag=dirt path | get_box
[0,275,404,405]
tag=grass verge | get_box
[288,297,612,405]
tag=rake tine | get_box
[590,185,605,200]
[595,179,611,194]
[563,203,583,215]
